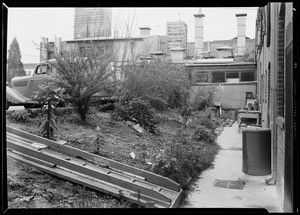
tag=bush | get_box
[195,117,218,131]
[192,86,215,111]
[192,125,216,144]
[153,138,218,190]
[149,97,168,111]
[8,110,30,123]
[113,98,158,133]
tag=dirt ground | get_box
[5,108,221,208]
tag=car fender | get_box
[6,86,39,105]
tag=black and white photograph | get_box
[2,3,297,213]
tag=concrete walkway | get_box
[182,122,283,212]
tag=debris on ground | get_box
[132,124,144,133]
[130,152,136,159]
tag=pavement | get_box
[182,122,283,212]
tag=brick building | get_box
[255,2,294,212]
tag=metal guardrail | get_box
[6,126,182,208]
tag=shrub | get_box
[149,97,168,111]
[195,117,218,131]
[192,86,216,111]
[192,125,216,144]
[113,98,158,133]
[9,110,30,123]
[153,139,218,190]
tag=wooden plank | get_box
[8,150,56,168]
[6,126,180,192]
[8,147,171,208]
[170,189,183,208]
[7,139,171,205]
[7,134,176,199]
[7,151,160,207]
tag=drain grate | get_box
[213,180,244,190]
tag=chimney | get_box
[194,8,205,56]
[139,27,151,36]
[236,13,247,56]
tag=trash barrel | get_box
[242,127,271,176]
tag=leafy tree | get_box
[7,37,26,82]
[51,42,115,122]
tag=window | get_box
[226,72,239,79]
[226,72,239,83]
[36,65,49,75]
[212,72,225,83]
[196,72,208,83]
[240,72,254,81]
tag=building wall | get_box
[159,36,167,53]
[276,123,285,209]
[283,3,293,212]
[190,82,257,110]
[256,2,294,211]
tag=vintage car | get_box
[6,59,56,110]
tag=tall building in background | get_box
[166,21,188,56]
[74,8,112,39]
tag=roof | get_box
[150,51,165,55]
[231,36,251,40]
[185,60,256,67]
[236,13,247,17]
[65,35,152,43]
[193,13,205,18]
[170,47,186,51]
[139,27,151,30]
[216,46,234,51]
[197,50,213,54]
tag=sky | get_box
[6,7,258,63]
